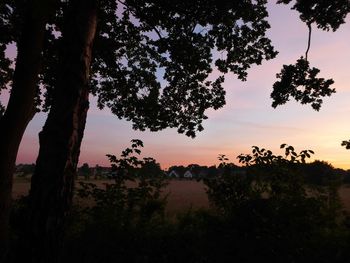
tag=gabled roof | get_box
[183,170,194,178]
[168,170,181,177]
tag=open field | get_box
[12,179,210,216]
[12,178,350,214]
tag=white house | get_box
[183,170,194,178]
[168,170,180,178]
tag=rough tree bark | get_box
[27,0,97,261]
[0,0,54,258]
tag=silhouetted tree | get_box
[343,170,350,184]
[30,1,350,258]
[271,1,350,110]
[0,0,349,260]
[272,0,350,154]
[27,0,97,261]
[16,163,35,177]
[28,1,278,258]
[302,160,335,186]
[79,163,91,180]
[0,0,57,256]
[94,164,102,179]
[271,0,349,109]
[138,158,163,178]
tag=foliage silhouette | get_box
[341,140,350,150]
[205,144,318,215]
[0,0,59,255]
[78,163,91,180]
[7,143,350,263]
[271,58,335,111]
[57,144,350,263]
[277,0,350,31]
[202,144,347,262]
[28,0,279,137]
[75,140,168,231]
[23,2,281,257]
[271,0,350,111]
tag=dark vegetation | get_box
[1,0,350,262]
[8,142,350,263]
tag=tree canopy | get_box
[30,0,280,138]
[2,1,350,135]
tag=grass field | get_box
[12,178,210,216]
[12,178,350,214]
[11,178,350,263]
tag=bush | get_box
[202,144,349,262]
[63,140,170,262]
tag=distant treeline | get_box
[16,160,350,186]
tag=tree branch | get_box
[117,0,164,40]
[305,22,312,61]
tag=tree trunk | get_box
[0,0,54,258]
[28,0,97,261]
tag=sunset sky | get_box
[3,3,350,170]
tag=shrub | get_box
[202,144,348,262]
[64,140,169,262]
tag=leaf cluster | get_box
[341,140,350,150]
[204,144,342,216]
[238,143,315,165]
[271,58,335,111]
[278,0,350,31]
[76,139,168,230]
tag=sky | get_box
[3,3,350,170]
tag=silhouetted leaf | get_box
[341,140,350,150]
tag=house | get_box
[168,170,180,178]
[183,170,194,178]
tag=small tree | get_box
[203,144,344,261]
[94,164,102,179]
[77,140,168,229]
[79,163,91,180]
[16,164,35,178]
